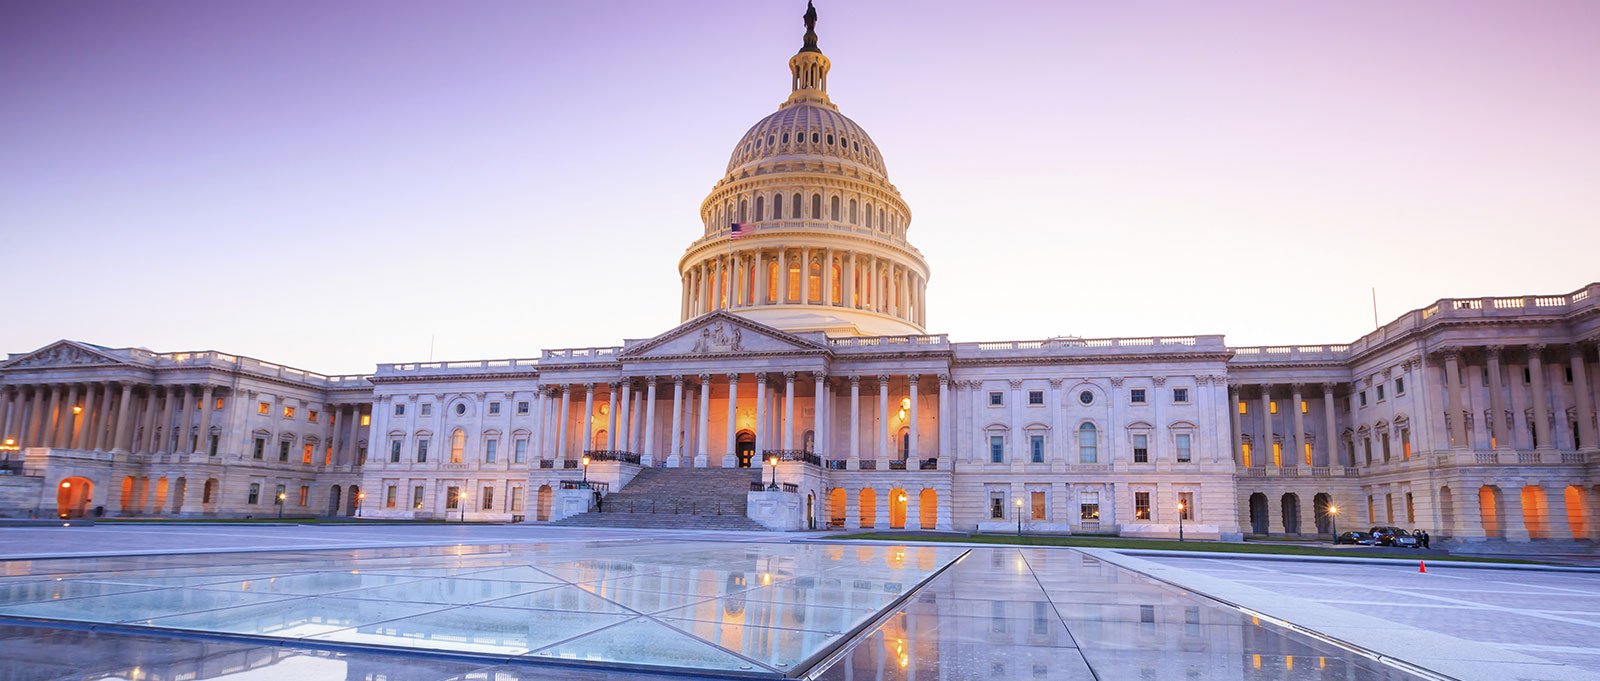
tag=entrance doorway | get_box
[736,430,756,468]
[56,477,93,519]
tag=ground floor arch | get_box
[1281,493,1301,534]
[827,488,846,528]
[1313,493,1333,534]
[888,487,908,529]
[1479,486,1503,538]
[1248,492,1268,534]
[347,485,361,516]
[1566,485,1589,539]
[536,484,553,521]
[859,488,877,529]
[329,485,343,517]
[1439,486,1456,538]
[1520,485,1550,539]
[919,488,938,529]
[56,476,93,519]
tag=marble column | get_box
[724,373,740,467]
[93,382,114,450]
[782,372,796,450]
[580,384,595,455]
[876,375,889,460]
[60,384,80,448]
[0,387,12,447]
[330,403,344,465]
[25,386,46,448]
[668,376,684,466]
[1290,384,1305,466]
[907,374,920,461]
[556,385,572,461]
[1528,345,1554,450]
[1571,345,1597,450]
[936,375,950,467]
[777,249,790,303]
[73,383,95,449]
[605,382,619,450]
[695,374,711,467]
[1321,385,1338,466]
[1258,385,1274,467]
[618,381,633,453]
[1442,350,1467,449]
[196,386,215,456]
[642,378,659,465]
[843,252,856,308]
[848,376,861,468]
[1486,347,1507,449]
[754,373,767,461]
[139,388,159,453]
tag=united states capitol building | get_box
[2,8,1596,546]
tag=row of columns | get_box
[681,246,927,327]
[0,382,218,455]
[1228,383,1343,467]
[536,373,946,468]
[1438,344,1597,452]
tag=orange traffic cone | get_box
[1418,561,1427,574]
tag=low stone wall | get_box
[0,475,44,518]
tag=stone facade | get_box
[1,7,1595,544]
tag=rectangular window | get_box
[989,435,1004,463]
[485,439,499,463]
[214,397,225,410]
[385,485,397,508]
[278,441,290,462]
[1133,434,1149,463]
[1376,385,1386,401]
[1029,434,1044,463]
[202,482,214,504]
[1080,491,1100,520]
[1175,434,1192,462]
[989,494,1005,520]
[283,406,295,419]
[1382,433,1391,461]
[445,486,460,510]
[1523,367,1532,384]
[1241,442,1252,467]
[1130,389,1146,404]
[988,391,1004,406]
[209,435,220,456]
[253,438,265,460]
[274,484,285,506]
[481,486,494,510]
[297,485,309,506]
[1272,442,1282,467]
[1238,401,1248,414]
[1079,427,1098,463]
[357,445,367,464]
[248,483,260,505]
[390,439,402,463]
[420,404,432,417]
[394,403,406,416]
[511,486,524,512]
[302,443,314,464]
[1363,437,1373,465]
[1269,401,1278,414]
[1178,491,1195,521]
[1172,388,1188,403]
[488,402,501,415]
[1395,377,1405,395]
[1030,491,1046,520]
[412,485,424,510]
[1027,390,1044,405]
[514,438,528,464]
[1300,400,1309,414]
[360,414,371,426]
[1566,366,1575,383]
[308,410,319,423]
[1134,492,1151,521]
[1304,442,1313,465]
[1385,493,1395,524]
[258,401,270,415]
[416,439,430,462]
[1401,428,1411,459]
[1359,391,1368,407]
[517,401,530,415]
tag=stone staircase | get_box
[550,467,769,531]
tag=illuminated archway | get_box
[858,488,877,529]
[1479,486,1503,538]
[888,487,907,529]
[536,485,553,521]
[827,487,846,528]
[919,488,938,529]
[56,477,93,519]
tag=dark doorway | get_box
[736,431,756,468]
[1248,492,1268,534]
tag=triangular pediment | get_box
[1,340,132,370]
[620,312,828,360]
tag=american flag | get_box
[729,222,749,240]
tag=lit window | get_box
[297,486,308,506]
[214,397,225,410]
[1300,400,1308,414]
[385,486,396,508]
[1268,401,1278,415]
[1176,434,1192,462]
[412,485,425,510]
[1130,389,1146,404]
[1272,442,1282,466]
[988,391,1003,406]
[360,414,370,426]
[1173,388,1188,403]
[1401,428,1411,459]
[1178,492,1195,521]
[450,430,465,463]
[1241,442,1252,467]
[1134,492,1151,521]
[283,406,295,419]
[301,444,313,464]
[1304,442,1313,465]
[258,402,270,415]
[482,486,494,510]
[1079,491,1100,520]
[1031,491,1046,520]
[445,486,460,510]
[1133,434,1149,463]
[1238,402,1248,415]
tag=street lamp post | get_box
[767,455,779,490]
[1327,504,1339,544]
[1177,499,1186,542]
[581,455,591,486]
[1014,497,1023,536]
[458,489,469,523]
[356,492,365,518]
[276,492,285,519]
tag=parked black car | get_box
[1369,526,1420,548]
[1335,531,1377,545]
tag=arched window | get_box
[830,196,841,221]
[812,194,822,219]
[865,202,874,228]
[1078,423,1098,463]
[738,200,747,224]
[755,195,764,222]
[714,206,723,229]
[808,257,821,302]
[830,260,842,303]
[848,198,857,224]
[879,209,886,230]
[811,132,819,144]
[781,132,789,144]
[772,193,782,219]
[793,194,803,218]
[202,478,218,504]
[766,259,779,302]
[450,429,466,464]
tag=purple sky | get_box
[2,0,1597,374]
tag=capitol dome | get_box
[678,1,930,338]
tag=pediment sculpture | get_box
[691,323,743,354]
